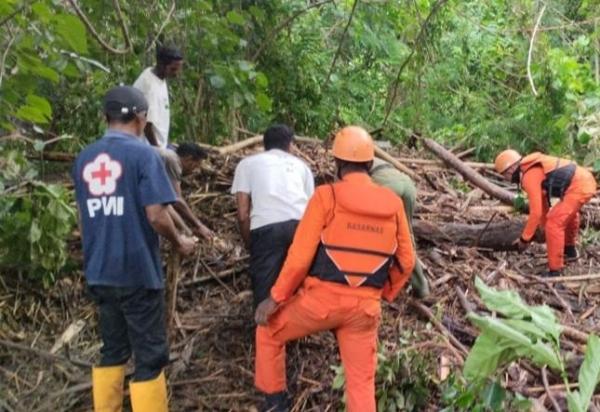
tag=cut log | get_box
[413,219,525,250]
[421,138,516,205]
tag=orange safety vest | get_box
[520,152,576,200]
[309,183,402,289]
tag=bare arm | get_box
[145,203,195,255]
[144,122,159,147]
[168,204,192,235]
[235,192,251,249]
[171,180,214,240]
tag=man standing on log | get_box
[495,149,597,277]
[72,86,196,412]
[370,158,429,298]
[231,124,314,309]
[157,143,214,240]
[253,126,415,412]
[133,45,183,148]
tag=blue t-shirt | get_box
[72,130,177,289]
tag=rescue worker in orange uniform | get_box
[254,126,416,412]
[495,149,597,276]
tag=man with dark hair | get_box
[72,86,196,412]
[253,126,415,412]
[157,142,214,240]
[133,45,183,148]
[231,124,314,309]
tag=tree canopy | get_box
[1,0,599,161]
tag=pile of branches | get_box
[1,136,600,411]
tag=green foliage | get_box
[567,335,600,412]
[440,375,532,412]
[0,149,76,285]
[2,0,600,161]
[464,277,564,381]
[332,345,434,411]
[464,278,600,412]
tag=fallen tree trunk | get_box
[422,138,516,205]
[413,219,525,250]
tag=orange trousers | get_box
[255,277,381,412]
[545,169,596,270]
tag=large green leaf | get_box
[567,335,600,412]
[468,313,563,371]
[463,332,517,381]
[54,13,88,53]
[474,277,562,343]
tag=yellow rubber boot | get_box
[92,365,126,412]
[129,371,169,412]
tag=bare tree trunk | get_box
[421,137,516,205]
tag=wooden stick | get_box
[166,253,182,335]
[542,365,562,412]
[527,4,547,97]
[373,145,418,180]
[408,300,469,356]
[217,135,263,155]
[543,273,600,283]
[0,338,91,368]
[421,137,516,205]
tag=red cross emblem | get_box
[83,153,122,196]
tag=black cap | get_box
[103,86,148,117]
[157,46,183,65]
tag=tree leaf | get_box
[26,95,52,118]
[256,92,272,112]
[209,75,226,89]
[54,13,88,53]
[464,331,517,381]
[226,10,245,26]
[237,60,252,72]
[481,381,506,410]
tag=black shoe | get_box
[263,391,290,412]
[564,245,579,260]
[541,270,562,278]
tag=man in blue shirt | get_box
[72,86,196,412]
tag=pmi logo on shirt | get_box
[82,153,124,218]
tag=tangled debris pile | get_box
[1,138,600,411]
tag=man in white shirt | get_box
[231,125,314,308]
[133,45,183,148]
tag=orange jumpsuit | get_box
[255,173,415,412]
[519,153,597,270]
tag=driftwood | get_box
[413,219,524,250]
[422,138,516,205]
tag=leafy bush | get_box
[0,149,76,285]
[463,277,600,412]
[440,375,531,412]
[332,344,434,411]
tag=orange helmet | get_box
[495,149,522,174]
[332,126,374,162]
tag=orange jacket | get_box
[270,172,415,303]
[519,152,596,241]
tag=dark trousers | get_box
[88,286,169,381]
[249,220,299,309]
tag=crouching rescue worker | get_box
[254,126,415,412]
[72,86,196,411]
[495,149,597,277]
[370,158,429,297]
